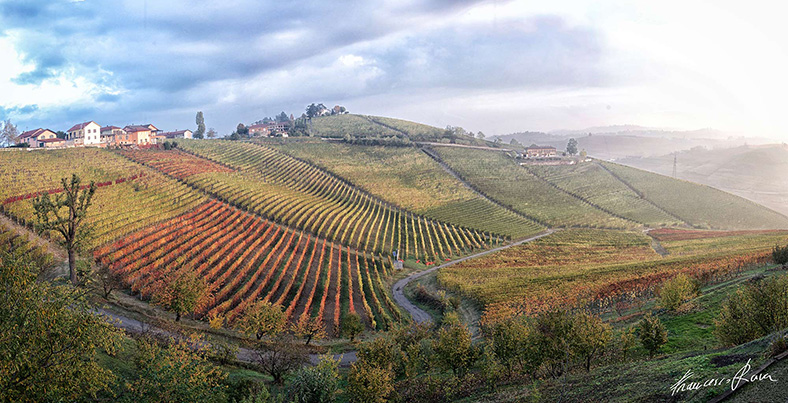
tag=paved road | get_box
[392,229,556,324]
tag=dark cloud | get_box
[0,104,39,120]
[1,0,609,133]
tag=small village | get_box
[14,119,299,149]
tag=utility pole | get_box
[672,153,677,178]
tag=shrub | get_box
[341,312,364,342]
[715,274,788,345]
[657,273,700,311]
[768,336,788,358]
[638,313,668,358]
[346,361,394,403]
[288,355,339,403]
[773,244,788,266]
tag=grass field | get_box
[270,141,544,239]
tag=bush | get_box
[638,313,668,358]
[657,273,700,311]
[288,355,339,403]
[715,274,788,345]
[346,361,394,403]
[773,244,788,266]
[768,336,788,358]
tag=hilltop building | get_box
[67,121,101,146]
[160,129,193,139]
[123,125,154,145]
[100,126,127,145]
[19,128,58,148]
[524,145,557,158]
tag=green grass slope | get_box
[431,147,634,229]
[269,141,544,239]
[600,161,788,230]
[526,162,684,227]
[309,114,402,138]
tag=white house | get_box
[67,121,101,146]
[160,129,193,139]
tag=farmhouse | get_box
[123,125,154,145]
[67,121,101,146]
[100,126,127,145]
[247,124,270,137]
[19,128,58,147]
[248,122,290,137]
[160,129,193,139]
[524,145,557,158]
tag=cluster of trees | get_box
[443,125,486,140]
[305,103,347,119]
[715,273,788,346]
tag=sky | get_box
[1,0,787,138]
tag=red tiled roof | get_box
[20,128,46,139]
[101,125,121,131]
[123,125,151,133]
[67,121,97,132]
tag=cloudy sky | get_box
[1,0,786,138]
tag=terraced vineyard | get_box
[94,199,399,332]
[0,147,144,201]
[526,162,683,227]
[599,161,788,230]
[269,141,544,239]
[430,147,633,229]
[1,155,205,249]
[154,142,502,262]
[439,228,779,324]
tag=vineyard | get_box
[526,162,683,227]
[269,141,544,239]
[0,147,144,201]
[94,199,399,332]
[649,228,788,256]
[599,161,788,230]
[439,228,779,324]
[154,142,502,262]
[430,147,634,229]
[309,114,403,138]
[0,153,205,249]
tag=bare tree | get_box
[33,174,96,285]
[1,119,19,146]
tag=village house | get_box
[524,145,558,158]
[160,129,193,139]
[247,124,270,137]
[100,126,127,145]
[67,121,101,146]
[18,128,58,148]
[123,125,154,145]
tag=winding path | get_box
[392,229,556,324]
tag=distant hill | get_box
[617,144,788,217]
[494,129,769,160]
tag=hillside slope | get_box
[618,144,788,217]
[268,140,544,239]
[600,160,788,230]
